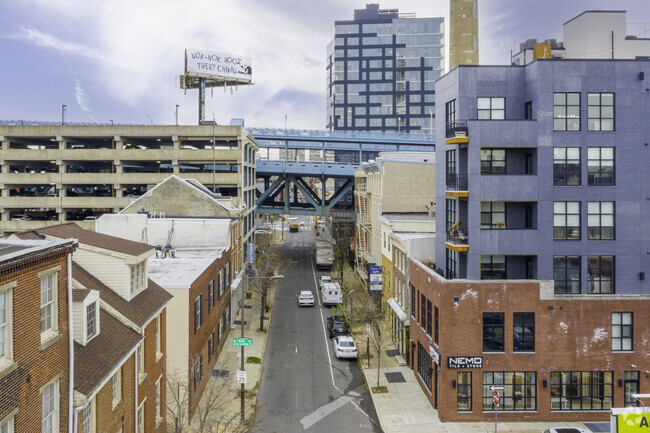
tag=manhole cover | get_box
[385,349,399,357]
[384,372,405,383]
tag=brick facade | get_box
[409,259,650,423]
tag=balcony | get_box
[446,227,469,252]
[445,121,469,143]
[446,173,468,197]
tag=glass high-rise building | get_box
[326,4,444,134]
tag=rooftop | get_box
[380,212,436,223]
[0,239,77,264]
[147,247,226,288]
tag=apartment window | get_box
[587,147,615,186]
[445,99,456,127]
[477,97,505,119]
[588,202,614,240]
[624,371,640,407]
[0,417,14,433]
[483,372,536,411]
[480,149,506,174]
[155,378,162,425]
[553,92,580,131]
[40,273,58,341]
[446,149,456,176]
[513,313,535,352]
[208,280,215,311]
[446,249,457,280]
[426,300,432,337]
[553,256,581,294]
[86,302,97,340]
[155,315,162,356]
[0,287,12,365]
[550,371,613,410]
[137,400,145,433]
[446,199,456,230]
[483,313,504,352]
[417,343,433,392]
[420,294,426,329]
[587,256,615,294]
[480,202,505,229]
[612,312,633,351]
[82,399,94,433]
[553,147,580,186]
[410,285,416,318]
[588,92,614,131]
[524,101,532,119]
[216,319,222,344]
[193,355,203,389]
[137,339,145,382]
[553,201,580,240]
[41,378,59,433]
[208,332,215,361]
[194,295,203,333]
[480,255,506,280]
[112,368,121,408]
[434,306,439,345]
[457,372,472,411]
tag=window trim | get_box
[477,97,505,120]
[86,301,98,341]
[587,147,615,186]
[40,270,59,344]
[0,282,15,371]
[480,201,506,229]
[553,201,581,240]
[587,255,615,294]
[483,312,505,353]
[612,312,633,352]
[82,397,95,433]
[553,256,581,295]
[587,201,615,240]
[482,372,537,411]
[553,92,581,131]
[480,255,506,280]
[137,398,146,433]
[553,147,581,186]
[550,371,613,410]
[480,149,506,175]
[513,313,535,353]
[41,376,60,433]
[457,372,472,411]
[155,315,162,360]
[112,368,122,409]
[587,92,615,132]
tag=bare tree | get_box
[250,232,287,331]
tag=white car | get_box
[298,291,315,307]
[332,336,358,359]
[542,428,592,433]
[319,275,333,290]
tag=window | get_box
[477,97,505,119]
[587,147,615,186]
[612,312,632,351]
[137,400,145,433]
[155,378,162,425]
[446,249,457,280]
[86,302,97,340]
[0,416,14,433]
[553,256,581,294]
[446,199,456,230]
[410,285,416,318]
[550,371,613,410]
[480,202,505,229]
[480,149,506,174]
[155,315,162,357]
[194,295,203,333]
[420,294,426,330]
[524,101,532,119]
[587,256,615,294]
[553,92,580,131]
[457,372,472,411]
[480,256,506,280]
[193,355,203,389]
[588,202,614,240]
[208,280,215,311]
[588,93,614,131]
[82,399,94,433]
[0,286,13,366]
[483,313,504,352]
[483,372,536,411]
[137,339,145,382]
[417,343,433,392]
[513,313,535,352]
[40,273,58,339]
[434,306,439,346]
[624,371,640,407]
[426,300,432,337]
[553,147,580,186]
[446,149,456,176]
[130,262,146,294]
[41,378,59,433]
[445,99,456,127]
[112,368,121,408]
[553,202,580,240]
[208,332,215,361]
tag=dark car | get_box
[326,315,349,338]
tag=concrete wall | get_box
[382,162,436,213]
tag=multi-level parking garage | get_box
[0,124,257,235]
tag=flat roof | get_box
[147,247,225,288]
[381,213,436,222]
[391,232,436,241]
[0,239,76,262]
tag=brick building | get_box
[0,238,77,433]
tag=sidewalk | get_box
[339,263,595,433]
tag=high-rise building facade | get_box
[449,0,479,70]
[326,4,444,134]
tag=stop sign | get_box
[493,390,500,406]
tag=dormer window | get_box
[86,302,97,340]
[130,262,146,294]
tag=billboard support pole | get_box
[198,77,206,125]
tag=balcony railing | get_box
[447,228,469,246]
[446,121,468,139]
[446,173,468,191]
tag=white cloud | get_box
[73,79,90,112]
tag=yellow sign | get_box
[533,43,552,60]
[618,412,650,432]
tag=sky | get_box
[0,0,648,129]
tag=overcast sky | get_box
[0,0,648,129]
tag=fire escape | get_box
[354,178,370,281]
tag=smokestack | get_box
[450,0,479,70]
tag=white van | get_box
[321,282,342,306]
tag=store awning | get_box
[387,298,409,324]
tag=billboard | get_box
[369,266,382,291]
[185,48,252,83]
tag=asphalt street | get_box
[254,219,381,433]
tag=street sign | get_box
[237,370,247,384]
[489,386,505,391]
[366,324,371,337]
[232,337,253,346]
[247,242,255,265]
[493,390,500,406]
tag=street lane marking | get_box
[299,391,360,430]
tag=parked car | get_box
[326,315,349,338]
[319,275,333,290]
[298,291,315,307]
[289,223,299,232]
[542,428,592,433]
[332,336,358,359]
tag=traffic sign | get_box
[232,337,253,346]
[366,324,371,337]
[489,385,505,391]
[237,370,247,384]
[493,390,500,406]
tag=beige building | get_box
[0,124,257,245]
[354,152,435,283]
[449,0,479,70]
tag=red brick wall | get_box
[139,309,167,432]
[409,259,650,422]
[0,250,72,432]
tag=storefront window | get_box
[457,372,472,411]
[482,372,536,411]
[550,371,613,410]
[417,343,433,392]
